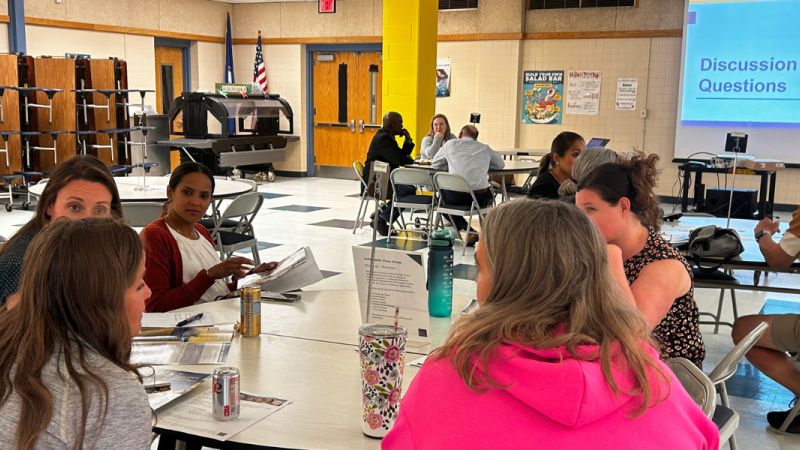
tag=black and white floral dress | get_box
[624,227,706,369]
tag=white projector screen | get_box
[675,0,800,162]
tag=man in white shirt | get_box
[431,125,504,244]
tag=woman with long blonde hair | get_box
[0,218,153,449]
[420,114,456,160]
[383,201,718,450]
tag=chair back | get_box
[667,358,716,419]
[212,192,263,237]
[391,168,434,189]
[122,202,164,227]
[433,172,472,195]
[708,321,769,384]
[354,161,367,187]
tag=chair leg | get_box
[719,381,731,408]
[714,289,726,334]
[353,197,366,234]
[730,289,738,321]
[462,212,474,256]
[251,245,261,265]
[729,434,738,450]
[779,397,800,432]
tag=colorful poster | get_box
[566,70,602,115]
[615,78,638,111]
[436,58,451,98]
[521,71,563,125]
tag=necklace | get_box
[165,215,197,240]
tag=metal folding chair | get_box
[353,161,379,234]
[432,172,493,255]
[387,168,436,239]
[209,192,264,265]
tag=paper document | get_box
[130,342,230,365]
[146,368,211,410]
[135,327,234,343]
[237,247,323,293]
[156,391,290,441]
[141,312,214,329]
[352,246,431,345]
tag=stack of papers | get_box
[237,247,323,293]
[146,368,211,410]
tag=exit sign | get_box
[319,0,335,13]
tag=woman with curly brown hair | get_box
[576,153,705,368]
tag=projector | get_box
[711,154,755,168]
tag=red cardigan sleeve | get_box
[141,222,217,312]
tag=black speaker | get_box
[705,187,757,218]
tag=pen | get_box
[176,313,204,327]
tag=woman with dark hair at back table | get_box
[576,153,706,369]
[0,217,153,449]
[527,132,585,199]
[141,162,276,312]
[383,200,718,450]
[0,155,122,306]
[557,146,619,202]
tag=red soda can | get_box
[212,367,240,421]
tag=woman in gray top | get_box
[420,114,457,160]
[0,217,153,450]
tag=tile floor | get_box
[2,176,800,449]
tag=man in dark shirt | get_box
[362,112,416,236]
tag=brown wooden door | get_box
[154,46,183,133]
[312,52,382,171]
[0,55,21,175]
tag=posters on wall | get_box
[436,58,451,97]
[615,78,639,111]
[566,70,602,115]
[521,70,564,125]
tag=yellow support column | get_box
[382,0,438,157]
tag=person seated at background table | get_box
[141,162,276,312]
[0,155,122,307]
[575,154,706,369]
[0,217,153,449]
[431,125,504,246]
[728,212,800,433]
[557,146,619,202]
[420,114,457,160]
[527,131,585,199]
[363,112,416,236]
[382,200,719,450]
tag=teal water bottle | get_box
[428,230,454,317]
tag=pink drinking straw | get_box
[394,306,399,330]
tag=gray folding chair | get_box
[433,172,493,255]
[707,321,769,450]
[122,202,164,227]
[387,168,436,239]
[209,192,264,265]
[353,161,379,234]
[669,358,739,450]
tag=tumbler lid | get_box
[430,229,455,248]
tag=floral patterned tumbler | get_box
[358,323,408,438]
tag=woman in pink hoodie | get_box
[383,200,718,450]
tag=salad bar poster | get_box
[521,70,563,125]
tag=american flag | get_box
[253,32,268,93]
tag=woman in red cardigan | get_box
[141,163,275,312]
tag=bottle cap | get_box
[430,229,455,248]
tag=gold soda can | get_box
[240,285,261,337]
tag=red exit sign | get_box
[319,0,335,13]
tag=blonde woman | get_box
[383,201,718,450]
[420,114,456,160]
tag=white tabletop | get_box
[405,160,538,176]
[28,177,253,202]
[172,289,473,356]
[156,334,419,450]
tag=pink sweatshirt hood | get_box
[485,341,661,428]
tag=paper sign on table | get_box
[352,246,431,345]
[141,312,214,328]
[156,391,290,441]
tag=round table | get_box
[28,176,253,202]
[405,160,538,201]
[153,290,473,449]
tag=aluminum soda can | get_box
[212,367,240,421]
[240,285,261,337]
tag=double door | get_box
[312,51,382,172]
